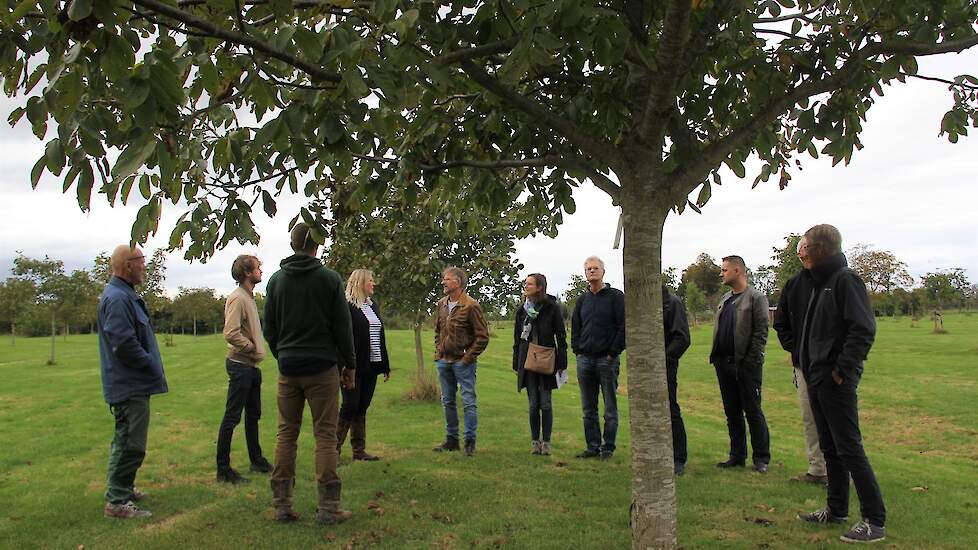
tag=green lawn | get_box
[1,313,975,549]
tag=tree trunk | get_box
[621,181,676,549]
[49,311,57,365]
[413,320,425,379]
[10,322,15,346]
[193,313,198,338]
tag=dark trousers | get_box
[667,363,687,465]
[577,355,619,453]
[273,368,340,484]
[216,359,264,471]
[808,378,886,526]
[339,363,380,421]
[105,395,150,504]
[714,361,770,464]
[525,372,553,442]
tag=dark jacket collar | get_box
[810,253,848,286]
[109,275,137,293]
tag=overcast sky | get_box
[1,51,975,299]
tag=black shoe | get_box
[575,450,600,459]
[798,508,849,524]
[716,459,746,468]
[753,462,769,474]
[674,462,686,476]
[250,458,272,473]
[433,438,460,452]
[839,520,885,544]
[464,439,476,456]
[216,468,250,484]
[600,450,614,460]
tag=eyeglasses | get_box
[128,255,146,263]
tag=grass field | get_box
[0,313,976,549]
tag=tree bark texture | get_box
[621,180,676,550]
[49,312,56,365]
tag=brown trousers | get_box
[272,368,340,484]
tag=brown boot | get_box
[317,480,352,525]
[336,417,352,455]
[351,416,380,461]
[270,478,300,522]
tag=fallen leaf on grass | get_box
[411,511,422,519]
[806,534,824,543]
[492,536,508,547]
[325,532,337,542]
[911,486,929,492]
[554,461,568,467]
[77,545,85,550]
[371,507,385,516]
[743,516,773,527]
[431,511,454,524]
[375,490,385,498]
[753,504,775,513]
[409,499,418,507]
[367,500,381,510]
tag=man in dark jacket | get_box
[773,237,827,486]
[571,256,626,459]
[795,224,886,544]
[99,245,168,519]
[263,222,356,525]
[663,286,691,475]
[710,255,771,473]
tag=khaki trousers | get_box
[272,368,340,484]
[795,367,826,476]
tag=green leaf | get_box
[76,161,94,211]
[44,138,65,175]
[695,182,711,207]
[262,190,277,217]
[30,156,46,188]
[66,0,92,22]
[12,0,39,20]
[112,134,156,182]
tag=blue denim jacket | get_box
[98,277,168,404]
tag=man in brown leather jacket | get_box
[432,266,490,456]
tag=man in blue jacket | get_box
[572,256,626,459]
[98,245,168,519]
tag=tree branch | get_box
[132,0,341,83]
[863,35,978,57]
[638,0,692,150]
[419,155,560,172]
[755,0,828,23]
[432,37,520,67]
[900,71,978,91]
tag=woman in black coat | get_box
[513,273,568,455]
[337,269,391,461]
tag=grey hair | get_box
[443,266,467,288]
[583,256,605,270]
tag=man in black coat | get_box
[796,224,886,544]
[662,286,691,475]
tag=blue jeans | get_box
[576,355,619,453]
[436,360,478,441]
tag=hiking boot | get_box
[531,440,542,455]
[791,472,828,486]
[317,480,353,525]
[840,520,886,544]
[250,458,272,474]
[217,468,249,484]
[464,439,476,456]
[104,501,151,519]
[753,462,769,474]
[539,441,551,456]
[433,437,460,452]
[270,478,299,522]
[798,508,849,524]
[576,449,600,459]
[351,416,381,461]
[716,459,746,468]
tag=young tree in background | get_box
[12,255,69,364]
[0,277,37,345]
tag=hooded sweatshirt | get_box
[262,254,355,377]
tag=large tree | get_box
[3,1,977,547]
[848,243,914,294]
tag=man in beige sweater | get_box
[216,254,271,484]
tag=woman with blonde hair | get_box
[337,269,391,461]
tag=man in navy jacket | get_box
[571,256,626,459]
[98,245,168,519]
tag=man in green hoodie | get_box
[263,222,356,525]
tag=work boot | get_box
[351,416,380,461]
[464,438,476,457]
[432,437,460,452]
[217,468,250,484]
[317,480,353,525]
[336,417,352,455]
[270,478,300,522]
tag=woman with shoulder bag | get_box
[513,273,568,455]
[337,269,391,461]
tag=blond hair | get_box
[345,268,374,307]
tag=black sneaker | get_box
[250,458,272,473]
[600,450,614,460]
[716,459,745,468]
[753,462,769,474]
[216,468,250,484]
[798,508,848,524]
[840,521,885,544]
[575,450,600,459]
[433,438,460,452]
[464,439,476,456]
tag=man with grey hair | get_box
[795,224,885,544]
[710,254,771,473]
[433,266,490,456]
[99,245,168,519]
[571,256,625,459]
[774,237,827,486]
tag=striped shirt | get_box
[361,302,383,362]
